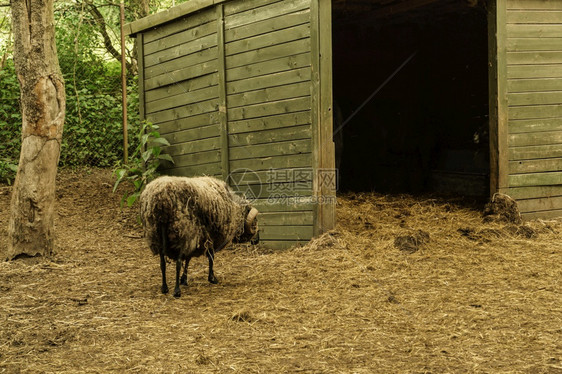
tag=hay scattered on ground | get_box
[0,170,561,373]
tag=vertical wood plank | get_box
[217,4,230,181]
[488,0,499,196]
[310,0,321,236]
[318,0,335,232]
[137,33,146,123]
[496,0,509,194]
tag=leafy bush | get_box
[113,121,174,208]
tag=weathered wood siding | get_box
[133,0,333,248]
[498,0,562,219]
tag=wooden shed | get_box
[125,0,562,248]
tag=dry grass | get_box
[0,169,561,373]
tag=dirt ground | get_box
[0,168,561,373]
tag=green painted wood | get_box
[227,68,311,95]
[509,171,562,186]
[509,185,562,199]
[509,117,562,133]
[226,167,313,186]
[145,47,218,79]
[507,24,562,38]
[141,9,216,42]
[173,149,221,167]
[167,124,221,144]
[146,98,219,124]
[157,112,220,134]
[226,38,311,68]
[145,74,219,103]
[145,85,218,114]
[227,53,310,83]
[508,77,562,93]
[125,0,227,36]
[166,137,221,157]
[517,195,562,213]
[522,208,562,220]
[225,0,309,29]
[258,224,313,240]
[509,143,562,160]
[228,96,311,121]
[230,152,312,171]
[229,111,310,134]
[508,104,562,120]
[259,211,314,225]
[508,64,562,79]
[225,23,310,56]
[230,138,311,160]
[137,34,146,123]
[166,163,222,177]
[507,38,562,52]
[217,4,230,181]
[227,81,310,108]
[145,33,217,67]
[507,10,562,24]
[224,0,281,16]
[252,199,315,212]
[225,9,310,43]
[230,182,313,199]
[508,0,562,9]
[488,0,501,195]
[310,0,321,235]
[144,60,218,91]
[509,157,562,174]
[507,51,562,65]
[145,20,217,55]
[509,130,562,146]
[508,91,562,106]
[229,124,311,146]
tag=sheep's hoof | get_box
[180,275,188,286]
[173,288,181,298]
[161,284,169,294]
[208,275,218,284]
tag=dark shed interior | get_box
[332,0,490,196]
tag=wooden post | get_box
[217,4,230,182]
[120,1,128,164]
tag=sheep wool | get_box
[140,176,248,261]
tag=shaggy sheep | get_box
[140,176,259,298]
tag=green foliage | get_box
[113,121,174,208]
[0,60,21,184]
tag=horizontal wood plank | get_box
[258,224,313,240]
[509,130,562,146]
[145,85,218,114]
[507,24,562,38]
[225,23,310,56]
[507,10,562,24]
[517,195,562,213]
[509,157,562,174]
[227,52,310,83]
[230,152,312,171]
[508,77,562,92]
[173,149,221,167]
[225,9,310,43]
[252,199,315,212]
[228,96,311,121]
[508,0,562,10]
[224,0,283,16]
[166,137,221,157]
[227,67,311,95]
[508,64,562,79]
[158,112,220,135]
[230,182,313,200]
[225,0,309,29]
[229,111,311,134]
[258,211,314,225]
[509,143,562,160]
[228,81,310,108]
[145,61,218,91]
[145,74,219,103]
[258,240,304,250]
[226,38,311,69]
[145,20,217,55]
[508,104,562,120]
[140,7,216,42]
[167,124,221,144]
[229,124,311,146]
[145,33,217,67]
[145,47,218,79]
[509,117,562,133]
[507,51,562,65]
[508,90,562,106]
[230,138,311,160]
[507,37,562,52]
[509,185,562,199]
[521,209,562,220]
[165,162,222,177]
[146,98,218,124]
[226,167,314,187]
[509,171,562,186]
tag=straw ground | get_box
[0,169,561,373]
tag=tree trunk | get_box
[4,0,65,260]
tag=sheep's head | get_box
[234,206,259,244]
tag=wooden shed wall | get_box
[495,0,562,219]
[133,0,334,248]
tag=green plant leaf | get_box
[149,137,170,147]
[157,154,174,163]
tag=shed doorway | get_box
[332,0,490,197]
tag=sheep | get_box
[139,175,259,298]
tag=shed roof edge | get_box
[125,0,227,36]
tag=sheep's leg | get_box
[173,259,182,298]
[180,256,191,286]
[160,252,168,294]
[207,250,218,284]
